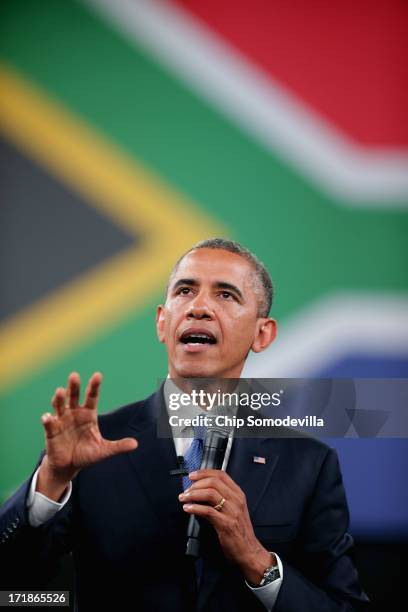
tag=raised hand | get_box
[36,372,138,500]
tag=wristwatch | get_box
[251,557,281,588]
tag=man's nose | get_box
[186,295,214,320]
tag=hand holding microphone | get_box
[184,427,229,557]
[180,427,275,585]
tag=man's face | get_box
[156,248,276,378]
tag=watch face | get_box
[262,566,280,585]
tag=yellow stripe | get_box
[0,65,224,389]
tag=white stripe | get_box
[83,0,408,205]
[243,294,408,377]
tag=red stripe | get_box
[170,0,408,147]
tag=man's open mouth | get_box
[179,331,217,345]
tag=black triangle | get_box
[0,135,139,322]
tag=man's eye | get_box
[177,287,191,295]
[220,291,233,299]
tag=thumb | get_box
[106,437,138,457]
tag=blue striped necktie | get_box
[183,425,206,490]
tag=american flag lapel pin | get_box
[253,456,266,464]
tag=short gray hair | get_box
[167,238,274,317]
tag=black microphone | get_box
[185,427,230,558]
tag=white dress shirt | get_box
[27,379,283,610]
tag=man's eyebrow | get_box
[214,281,243,300]
[171,278,197,291]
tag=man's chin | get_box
[171,358,219,379]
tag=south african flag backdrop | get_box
[1,1,407,606]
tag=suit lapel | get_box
[227,436,280,519]
[125,388,185,531]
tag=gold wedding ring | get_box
[214,497,226,512]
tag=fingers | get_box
[189,469,242,496]
[66,372,81,409]
[84,372,103,410]
[183,471,245,524]
[105,437,138,457]
[49,370,100,421]
[179,487,223,507]
[50,371,100,414]
[186,475,233,503]
[51,387,66,418]
[50,371,80,417]
[181,499,226,527]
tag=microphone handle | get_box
[185,429,229,558]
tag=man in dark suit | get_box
[0,238,369,611]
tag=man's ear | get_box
[251,318,277,353]
[156,305,166,344]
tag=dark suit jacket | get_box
[0,387,369,611]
